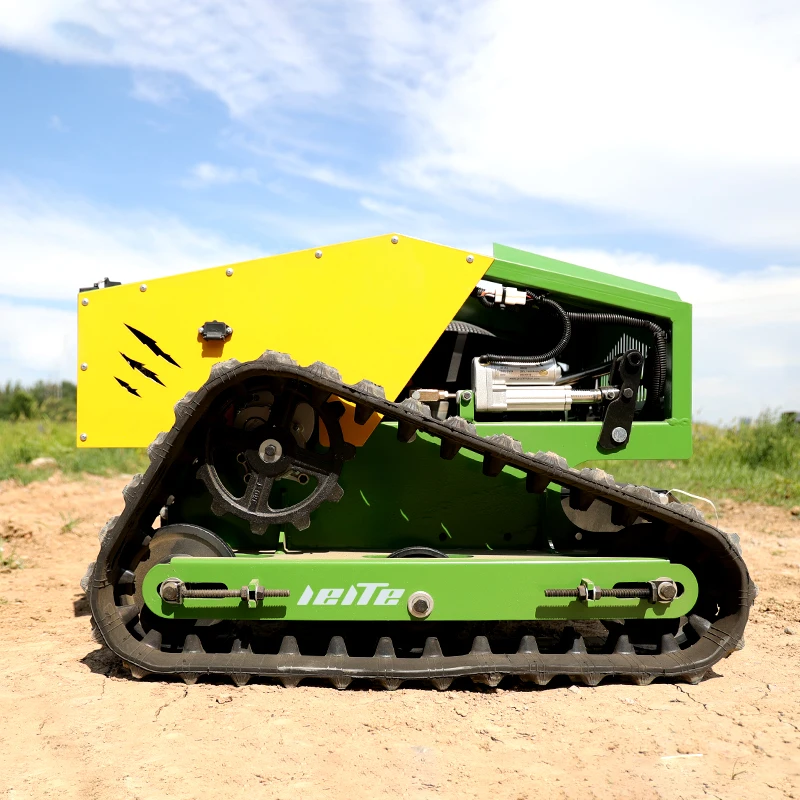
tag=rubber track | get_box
[85,351,755,688]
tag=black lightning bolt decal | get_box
[115,377,141,397]
[120,352,165,386]
[124,323,181,368]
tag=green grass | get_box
[0,419,148,484]
[587,413,800,507]
[0,414,798,508]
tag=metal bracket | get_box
[597,350,643,450]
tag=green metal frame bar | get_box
[142,556,697,622]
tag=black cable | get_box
[565,311,667,402]
[478,292,572,364]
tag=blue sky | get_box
[1,1,798,420]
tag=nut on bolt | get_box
[407,591,434,619]
[159,578,183,603]
[650,577,678,603]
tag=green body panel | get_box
[289,425,543,551]
[143,556,697,621]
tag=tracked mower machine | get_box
[79,235,754,688]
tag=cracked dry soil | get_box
[0,474,798,800]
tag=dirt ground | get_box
[0,474,798,800]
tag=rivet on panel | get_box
[391,236,399,244]
[315,250,323,259]
[80,363,88,371]
[226,268,234,277]
[140,284,147,292]
[80,433,88,442]
[81,298,89,306]
[466,254,474,264]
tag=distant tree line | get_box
[0,381,77,421]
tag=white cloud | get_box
[531,246,800,421]
[395,2,800,250]
[184,162,259,187]
[0,1,344,117]
[0,179,258,302]
[4,2,800,248]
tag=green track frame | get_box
[142,556,697,622]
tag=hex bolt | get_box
[226,268,234,277]
[391,235,399,244]
[622,387,635,399]
[80,363,88,371]
[407,591,434,619]
[611,426,628,444]
[140,284,147,292]
[81,298,89,306]
[226,326,233,335]
[315,250,323,259]
[466,254,474,263]
[80,433,88,442]
[460,390,473,404]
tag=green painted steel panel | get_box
[143,555,697,622]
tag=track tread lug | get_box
[209,358,240,380]
[517,635,539,654]
[115,604,139,625]
[141,630,162,650]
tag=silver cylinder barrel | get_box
[472,358,613,413]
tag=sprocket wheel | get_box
[196,379,356,534]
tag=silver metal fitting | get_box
[139,284,147,292]
[650,578,678,603]
[611,426,628,444]
[258,438,283,464]
[79,433,88,442]
[315,250,323,259]
[81,298,89,306]
[391,235,399,244]
[407,591,434,619]
[466,254,474,263]
[159,578,183,604]
[226,268,234,277]
[80,363,88,371]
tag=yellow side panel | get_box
[77,234,491,447]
